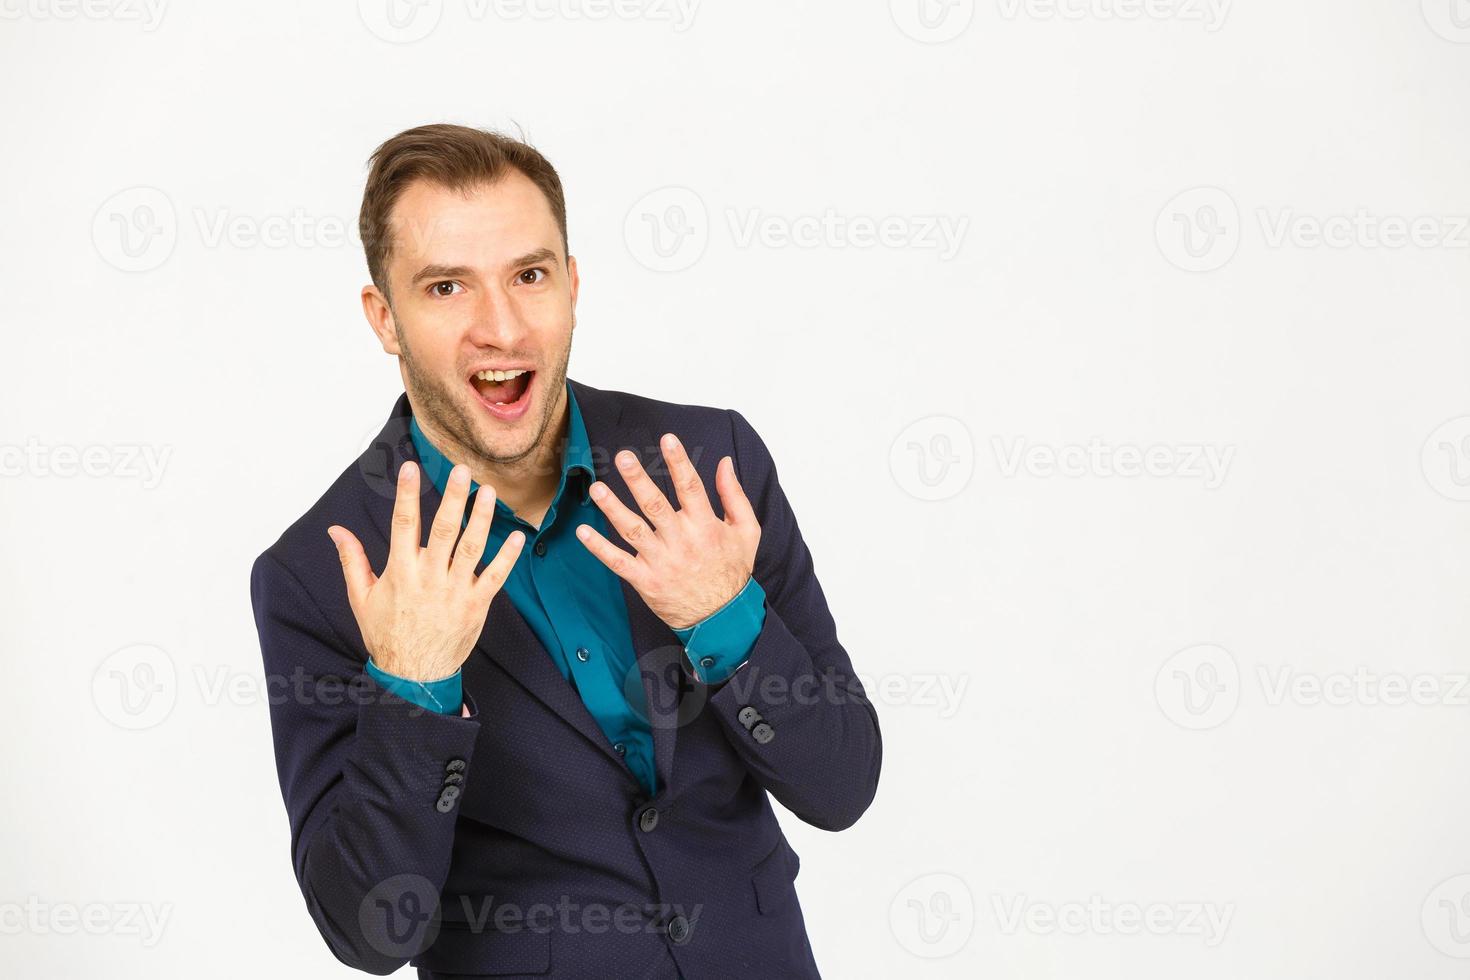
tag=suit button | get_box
[443,772,464,787]
[666,914,690,944]
[445,758,466,774]
[576,647,590,662]
[440,784,461,803]
[737,706,760,730]
[638,806,659,832]
[751,722,774,744]
[534,540,547,557]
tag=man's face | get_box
[363,171,578,467]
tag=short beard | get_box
[394,310,571,470]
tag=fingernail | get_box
[618,451,635,469]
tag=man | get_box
[249,123,882,979]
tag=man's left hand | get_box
[575,432,760,630]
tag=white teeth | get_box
[475,368,528,382]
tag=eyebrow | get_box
[409,248,562,288]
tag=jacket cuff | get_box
[672,575,766,684]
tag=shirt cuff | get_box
[364,657,463,715]
[672,575,766,684]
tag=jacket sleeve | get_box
[704,408,883,832]
[249,549,480,975]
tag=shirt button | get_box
[613,742,625,756]
[533,540,547,557]
[699,656,716,670]
[576,647,590,662]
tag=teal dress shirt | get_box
[364,380,766,797]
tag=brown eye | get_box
[519,268,546,285]
[432,281,461,297]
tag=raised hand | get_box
[575,433,760,630]
[327,460,524,682]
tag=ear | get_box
[567,253,580,322]
[361,284,401,355]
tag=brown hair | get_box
[357,122,569,300]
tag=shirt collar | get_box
[407,378,596,509]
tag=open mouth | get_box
[468,368,535,421]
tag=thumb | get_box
[327,525,376,612]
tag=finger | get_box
[573,523,648,587]
[659,432,713,517]
[587,479,663,556]
[388,461,421,570]
[474,528,526,599]
[426,464,472,568]
[715,455,758,530]
[327,525,376,614]
[614,448,676,530]
[451,481,497,577]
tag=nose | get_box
[464,283,527,350]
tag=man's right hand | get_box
[327,460,524,682]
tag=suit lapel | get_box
[356,378,687,798]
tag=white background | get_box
[3,0,1470,976]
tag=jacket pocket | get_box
[751,838,800,916]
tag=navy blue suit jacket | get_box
[249,378,882,978]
